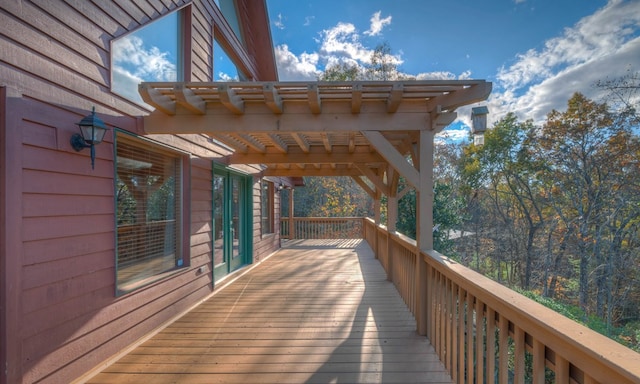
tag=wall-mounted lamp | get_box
[70,107,109,169]
[278,184,285,191]
[471,106,489,146]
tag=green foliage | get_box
[294,177,373,217]
[433,183,466,255]
[396,186,416,238]
[310,64,640,351]
[318,42,411,82]
[517,289,640,352]
[319,62,360,81]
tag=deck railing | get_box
[362,218,640,384]
[285,216,640,382]
[280,217,364,239]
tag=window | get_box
[214,38,249,81]
[261,180,274,236]
[111,10,184,105]
[115,133,185,294]
[214,0,244,44]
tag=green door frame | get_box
[212,164,253,281]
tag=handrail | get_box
[280,217,364,239]
[362,218,640,384]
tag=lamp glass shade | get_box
[79,124,108,144]
[78,110,108,144]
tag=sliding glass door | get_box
[213,167,251,281]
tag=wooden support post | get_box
[289,188,295,240]
[416,129,434,335]
[386,195,397,282]
[1,86,24,384]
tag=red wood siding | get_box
[0,1,281,383]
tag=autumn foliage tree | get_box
[457,91,640,344]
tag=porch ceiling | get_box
[140,80,491,195]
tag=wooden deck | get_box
[88,239,453,384]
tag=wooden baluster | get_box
[514,326,525,384]
[486,308,496,384]
[498,315,508,384]
[446,278,453,375]
[451,282,459,383]
[475,299,485,384]
[532,339,545,384]
[433,269,440,353]
[556,355,569,383]
[466,294,474,384]
[458,288,466,383]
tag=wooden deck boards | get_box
[88,239,453,384]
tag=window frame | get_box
[113,129,190,296]
[261,180,275,237]
[212,2,257,81]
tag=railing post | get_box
[386,195,397,282]
[416,130,434,336]
[288,189,295,239]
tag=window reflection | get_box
[214,39,248,81]
[115,136,183,294]
[214,0,244,44]
[111,11,182,105]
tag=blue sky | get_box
[267,0,640,140]
[111,1,640,141]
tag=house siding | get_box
[0,1,281,383]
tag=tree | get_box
[459,113,547,288]
[539,92,639,317]
[294,177,373,218]
[318,62,360,81]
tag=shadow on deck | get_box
[88,239,453,384]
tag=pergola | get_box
[139,80,491,254]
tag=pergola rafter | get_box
[140,80,491,251]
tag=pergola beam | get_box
[143,110,433,134]
[174,85,206,114]
[268,133,288,153]
[308,84,321,114]
[426,82,492,112]
[291,133,310,153]
[354,163,389,196]
[218,85,244,114]
[263,83,283,114]
[321,133,332,153]
[139,84,175,115]
[211,134,249,153]
[387,83,403,113]
[361,130,420,189]
[229,150,385,165]
[228,133,266,153]
[351,84,362,113]
[351,176,376,199]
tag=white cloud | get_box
[111,34,176,107]
[112,35,176,82]
[216,71,239,82]
[272,20,408,80]
[414,70,473,81]
[271,0,640,133]
[274,44,321,81]
[304,16,315,26]
[111,66,144,104]
[364,11,392,36]
[318,22,372,62]
[492,0,640,124]
[274,13,285,29]
[437,125,471,144]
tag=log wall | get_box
[0,1,279,382]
